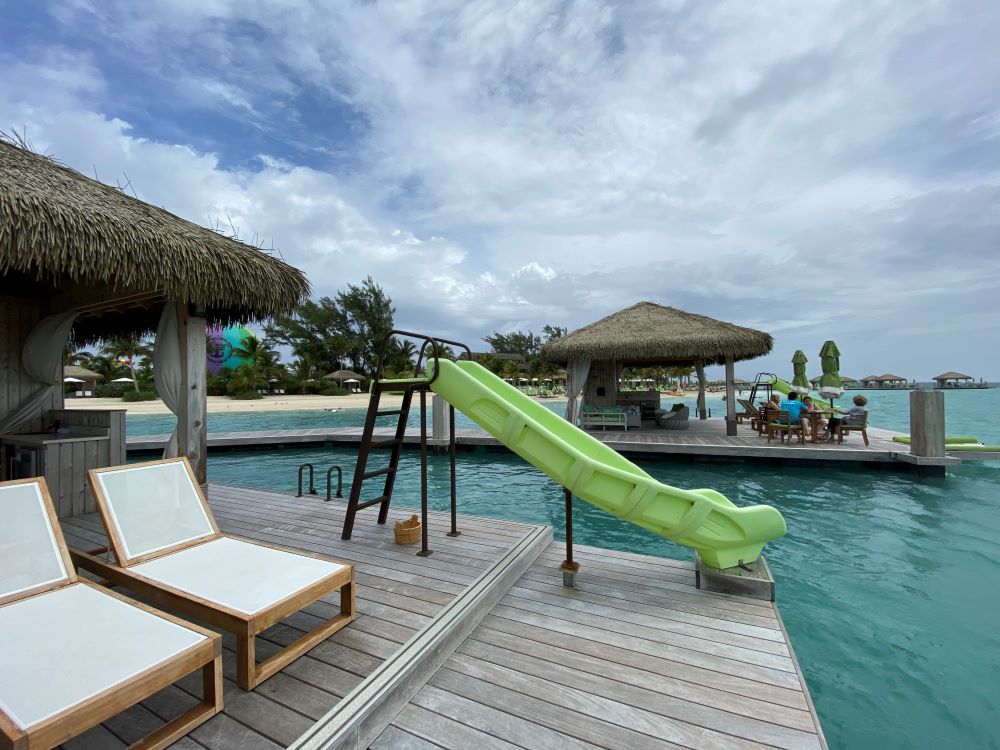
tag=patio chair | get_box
[655,404,689,430]
[0,477,222,750]
[70,457,355,691]
[766,410,805,444]
[836,411,870,446]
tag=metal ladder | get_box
[340,331,472,552]
[746,372,777,411]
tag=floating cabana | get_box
[933,371,974,388]
[540,301,773,435]
[0,141,307,513]
[879,373,908,388]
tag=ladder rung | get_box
[363,466,396,480]
[356,495,389,509]
[369,438,403,449]
[376,409,403,417]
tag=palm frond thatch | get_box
[933,371,972,381]
[540,302,773,366]
[0,141,309,336]
[63,365,102,381]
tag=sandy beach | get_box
[63,390,726,415]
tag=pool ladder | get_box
[296,463,343,502]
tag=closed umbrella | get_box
[818,340,843,399]
[791,350,810,393]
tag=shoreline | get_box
[64,390,727,416]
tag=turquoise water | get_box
[140,389,1000,749]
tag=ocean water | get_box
[131,389,1000,749]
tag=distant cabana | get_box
[933,371,974,388]
[541,301,773,435]
[63,365,103,397]
[879,373,908,388]
[860,374,882,387]
[0,140,308,506]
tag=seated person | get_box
[825,395,868,438]
[763,394,782,414]
[801,395,826,438]
[778,391,807,425]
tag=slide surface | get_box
[425,359,786,569]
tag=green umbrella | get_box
[791,350,810,393]
[818,340,844,398]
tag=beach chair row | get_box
[0,457,355,750]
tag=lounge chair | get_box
[766,410,804,444]
[579,405,628,431]
[836,411,869,446]
[70,457,355,691]
[655,404,689,430]
[0,477,222,750]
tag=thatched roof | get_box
[879,373,907,382]
[540,302,773,366]
[63,365,102,381]
[0,141,309,339]
[861,374,881,382]
[933,371,972,381]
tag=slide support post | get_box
[417,388,432,557]
[447,404,460,537]
[560,487,580,587]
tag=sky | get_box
[2,0,999,381]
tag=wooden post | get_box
[724,355,737,436]
[695,360,707,420]
[910,390,944,458]
[176,302,208,483]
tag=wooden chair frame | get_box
[836,412,869,446]
[71,458,355,691]
[766,410,805,444]
[0,478,222,750]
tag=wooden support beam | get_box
[695,360,707,420]
[724,355,737,436]
[175,302,208,483]
[909,390,944,458]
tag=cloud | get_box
[4,0,1000,377]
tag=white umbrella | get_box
[111,377,134,383]
[344,378,360,383]
[63,377,85,383]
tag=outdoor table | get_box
[804,410,835,443]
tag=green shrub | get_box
[319,386,349,396]
[121,389,159,402]
[230,390,264,400]
[95,383,128,398]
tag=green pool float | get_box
[424,358,787,569]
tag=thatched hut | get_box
[0,140,308,513]
[541,302,773,435]
[933,371,973,388]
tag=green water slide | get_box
[426,358,786,568]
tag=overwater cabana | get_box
[540,301,773,435]
[879,373,909,388]
[933,370,974,388]
[0,140,307,512]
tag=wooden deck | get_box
[376,541,826,750]
[126,418,957,471]
[56,484,542,750]
[52,484,825,750]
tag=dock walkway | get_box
[126,419,956,471]
[56,483,826,750]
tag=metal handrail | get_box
[326,465,343,501]
[296,463,317,497]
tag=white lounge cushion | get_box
[132,537,347,616]
[0,583,207,730]
[94,461,215,560]
[0,482,70,599]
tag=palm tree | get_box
[386,339,418,375]
[231,332,283,394]
[86,354,127,384]
[64,341,94,366]
[102,337,151,391]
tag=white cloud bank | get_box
[3,0,1000,377]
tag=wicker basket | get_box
[394,514,421,545]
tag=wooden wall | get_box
[0,297,63,433]
[583,360,619,407]
[44,411,126,517]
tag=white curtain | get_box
[153,304,182,458]
[563,357,591,425]
[0,312,77,434]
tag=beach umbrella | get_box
[111,377,134,383]
[791,351,810,393]
[818,340,844,399]
[324,369,365,386]
[344,378,360,383]
[63,377,85,383]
